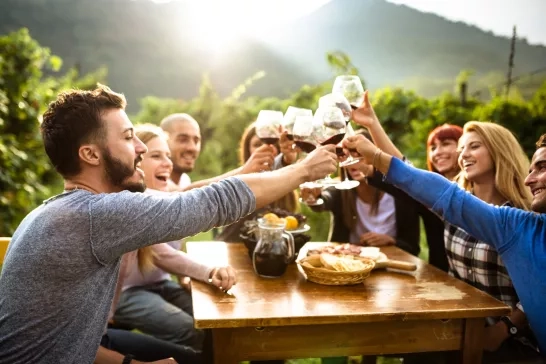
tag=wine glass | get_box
[292,115,317,154]
[255,110,283,145]
[332,75,365,109]
[313,106,346,186]
[335,127,361,190]
[338,122,365,168]
[318,93,352,124]
[283,107,312,141]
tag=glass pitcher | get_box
[252,220,295,278]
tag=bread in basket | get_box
[297,253,375,285]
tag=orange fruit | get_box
[285,216,299,230]
[263,213,280,224]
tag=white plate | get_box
[286,224,311,235]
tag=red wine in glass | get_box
[320,133,345,146]
[335,146,345,157]
[286,134,294,141]
[260,137,279,145]
[294,140,316,153]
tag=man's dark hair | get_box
[40,84,127,177]
[537,134,546,149]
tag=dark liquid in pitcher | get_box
[254,253,288,277]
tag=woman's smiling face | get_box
[141,136,173,191]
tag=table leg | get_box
[212,329,239,364]
[461,318,485,364]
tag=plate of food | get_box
[298,242,417,272]
[259,210,310,234]
[288,224,311,235]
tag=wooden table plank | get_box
[187,242,510,330]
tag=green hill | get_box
[1,0,544,111]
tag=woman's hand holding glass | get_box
[241,144,277,173]
[279,131,298,165]
[351,90,380,129]
[299,182,324,206]
[341,134,379,166]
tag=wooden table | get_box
[187,242,510,364]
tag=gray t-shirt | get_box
[0,177,255,364]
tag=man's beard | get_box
[172,164,193,175]
[102,148,146,193]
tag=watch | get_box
[500,316,519,337]
[122,354,134,364]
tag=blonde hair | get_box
[456,121,532,210]
[135,123,169,145]
[132,123,169,273]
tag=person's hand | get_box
[178,276,191,292]
[209,266,237,291]
[298,145,338,181]
[360,232,395,247]
[300,183,323,205]
[279,131,298,165]
[482,322,509,352]
[351,90,379,129]
[342,135,376,165]
[241,144,277,174]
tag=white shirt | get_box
[178,173,192,189]
[349,193,397,243]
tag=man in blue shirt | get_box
[342,133,546,357]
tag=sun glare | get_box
[181,0,331,56]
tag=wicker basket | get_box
[297,255,375,285]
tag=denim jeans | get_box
[113,279,204,350]
[101,328,202,363]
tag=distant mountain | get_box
[1,0,544,111]
[264,0,546,91]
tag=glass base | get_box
[335,179,360,190]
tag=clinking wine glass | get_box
[292,115,317,154]
[332,75,365,110]
[339,122,364,168]
[318,93,352,124]
[313,106,346,187]
[256,110,283,145]
[283,106,313,141]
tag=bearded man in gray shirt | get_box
[0,84,338,364]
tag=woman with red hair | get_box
[426,124,463,178]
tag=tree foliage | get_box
[0,28,105,235]
[2,31,545,241]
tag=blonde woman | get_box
[113,124,236,352]
[352,113,539,362]
[441,122,538,361]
